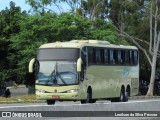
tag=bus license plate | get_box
[52,96,60,99]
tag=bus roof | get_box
[39,40,138,50]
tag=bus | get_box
[28,40,139,105]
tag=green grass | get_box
[0,95,37,102]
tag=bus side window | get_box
[125,50,130,64]
[104,49,109,64]
[81,47,87,68]
[93,48,96,63]
[96,48,101,64]
[118,50,121,64]
[121,50,125,64]
[134,51,138,65]
[88,47,93,64]
[100,49,104,64]
[113,50,118,64]
[80,64,85,82]
[110,49,114,64]
[129,50,133,65]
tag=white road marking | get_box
[127,99,160,103]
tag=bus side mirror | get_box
[77,58,82,72]
[29,58,35,73]
[27,58,36,86]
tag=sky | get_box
[0,0,70,13]
[0,0,31,11]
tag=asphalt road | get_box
[2,86,160,120]
[0,98,160,107]
[0,99,160,120]
[7,85,28,97]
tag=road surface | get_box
[0,99,160,120]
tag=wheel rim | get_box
[86,92,90,103]
[86,90,91,103]
[120,90,124,102]
[125,91,128,102]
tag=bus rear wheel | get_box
[120,88,128,102]
[119,88,125,102]
[47,100,55,105]
[111,87,128,102]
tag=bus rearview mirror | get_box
[29,58,35,73]
[77,58,82,72]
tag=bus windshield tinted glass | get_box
[37,61,78,85]
[37,48,79,61]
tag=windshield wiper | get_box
[57,70,66,85]
[46,62,57,85]
[46,62,67,85]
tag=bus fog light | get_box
[67,89,78,93]
[36,89,45,93]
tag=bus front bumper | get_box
[36,92,79,100]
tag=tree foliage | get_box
[110,0,160,96]
[0,1,123,83]
[26,0,109,20]
[0,1,27,81]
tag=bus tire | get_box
[91,99,96,103]
[86,89,92,103]
[81,88,92,104]
[119,88,125,102]
[125,86,130,102]
[47,100,55,105]
[124,91,128,102]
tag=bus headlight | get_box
[36,89,46,93]
[67,89,78,93]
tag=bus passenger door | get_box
[77,58,88,99]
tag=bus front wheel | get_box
[47,100,55,105]
[81,89,92,104]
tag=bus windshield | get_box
[37,61,78,85]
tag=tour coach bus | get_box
[28,40,139,105]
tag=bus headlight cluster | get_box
[67,89,78,93]
[36,89,46,93]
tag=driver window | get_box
[80,64,85,81]
[81,47,87,68]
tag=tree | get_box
[146,0,160,96]
[114,0,160,96]
[8,11,124,82]
[76,0,109,20]
[0,39,10,81]
[26,0,109,20]
[1,0,126,84]
[26,0,63,14]
[0,1,26,81]
[0,1,23,38]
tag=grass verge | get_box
[0,95,43,103]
